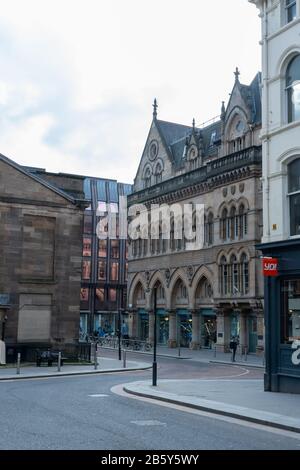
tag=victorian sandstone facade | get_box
[127,71,264,354]
[0,154,86,361]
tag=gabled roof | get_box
[155,118,222,168]
[0,153,78,205]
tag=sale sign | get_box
[262,258,279,277]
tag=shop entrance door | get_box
[248,317,258,353]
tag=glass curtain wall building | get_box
[80,178,131,338]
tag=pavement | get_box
[124,376,300,434]
[102,344,265,368]
[0,357,151,381]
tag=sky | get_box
[0,0,261,184]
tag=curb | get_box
[123,386,300,434]
[0,365,152,381]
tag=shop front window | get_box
[158,315,169,344]
[281,279,300,343]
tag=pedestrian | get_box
[230,336,239,362]
[121,321,129,346]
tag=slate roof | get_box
[156,119,222,168]
[154,72,261,169]
[239,72,262,124]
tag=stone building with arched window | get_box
[127,71,264,355]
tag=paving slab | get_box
[123,378,300,433]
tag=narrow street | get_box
[0,352,299,450]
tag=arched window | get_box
[238,204,248,238]
[286,54,300,123]
[143,238,148,256]
[230,207,237,240]
[136,284,145,301]
[288,158,300,236]
[157,285,165,300]
[155,163,163,184]
[144,167,152,188]
[196,277,213,301]
[220,208,228,241]
[286,0,296,24]
[137,237,142,257]
[205,212,214,245]
[240,253,249,295]
[219,256,228,295]
[230,254,239,295]
[170,218,175,251]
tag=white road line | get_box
[131,420,166,426]
[88,394,109,397]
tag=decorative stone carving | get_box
[144,271,151,292]
[239,182,245,193]
[165,268,171,287]
[231,185,236,195]
[186,265,194,286]
[222,187,228,197]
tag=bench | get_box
[36,349,67,367]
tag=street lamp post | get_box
[152,287,158,387]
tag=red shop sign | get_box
[262,258,279,277]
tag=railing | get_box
[128,146,262,205]
[97,337,152,353]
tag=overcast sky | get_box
[0,0,260,184]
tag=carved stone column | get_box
[168,310,177,348]
[190,310,201,350]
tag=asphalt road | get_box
[0,355,299,450]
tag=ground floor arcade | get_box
[127,305,264,354]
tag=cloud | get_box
[0,0,261,183]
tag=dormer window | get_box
[210,131,217,146]
[286,0,296,24]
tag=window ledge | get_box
[267,16,300,42]
[261,119,300,140]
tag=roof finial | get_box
[153,98,158,119]
[234,67,240,82]
[192,118,195,130]
[221,101,226,120]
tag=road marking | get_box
[111,383,300,441]
[131,420,166,426]
[88,394,109,397]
